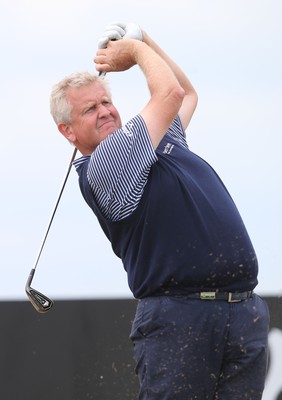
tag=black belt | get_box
[183,291,253,303]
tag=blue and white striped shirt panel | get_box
[87,115,157,221]
[75,114,188,222]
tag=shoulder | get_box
[73,155,90,176]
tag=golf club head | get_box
[25,269,54,313]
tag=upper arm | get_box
[139,86,185,149]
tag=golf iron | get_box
[25,147,77,313]
[25,71,106,313]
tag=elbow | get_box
[178,85,187,103]
[170,84,186,110]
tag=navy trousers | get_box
[130,294,269,400]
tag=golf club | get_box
[25,71,106,313]
[25,147,77,313]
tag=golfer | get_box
[50,22,269,400]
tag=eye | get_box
[85,105,96,113]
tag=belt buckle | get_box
[228,292,241,303]
[200,292,216,300]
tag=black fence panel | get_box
[0,297,281,400]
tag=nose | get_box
[98,103,111,117]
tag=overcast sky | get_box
[1,0,281,300]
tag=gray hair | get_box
[50,71,111,124]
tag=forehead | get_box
[67,82,110,105]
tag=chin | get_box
[105,126,118,137]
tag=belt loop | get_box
[228,292,241,303]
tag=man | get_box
[50,22,269,400]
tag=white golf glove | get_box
[98,21,143,49]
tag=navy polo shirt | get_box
[74,115,258,298]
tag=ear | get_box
[58,123,76,143]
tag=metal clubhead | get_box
[25,269,54,313]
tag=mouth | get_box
[98,119,115,129]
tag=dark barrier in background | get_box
[0,297,281,400]
[0,299,138,400]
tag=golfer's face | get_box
[67,82,122,155]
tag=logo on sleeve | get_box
[163,142,174,155]
[122,121,134,137]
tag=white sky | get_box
[0,0,281,300]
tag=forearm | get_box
[133,40,184,101]
[142,31,197,98]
